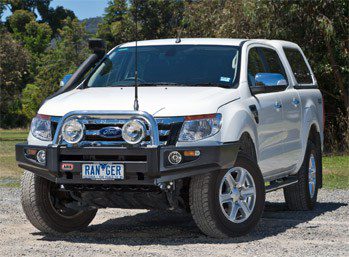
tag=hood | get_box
[39,86,239,117]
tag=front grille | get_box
[51,116,184,146]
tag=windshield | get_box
[86,45,240,88]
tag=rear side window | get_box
[283,48,313,84]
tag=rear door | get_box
[279,86,302,170]
[282,47,321,166]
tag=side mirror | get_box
[255,73,287,86]
[60,74,73,87]
[250,73,287,94]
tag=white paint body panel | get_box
[39,87,239,117]
[32,38,324,181]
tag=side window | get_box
[283,47,313,84]
[247,48,265,87]
[259,48,287,79]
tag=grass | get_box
[323,155,349,189]
[0,129,348,189]
[0,129,28,186]
[0,129,28,141]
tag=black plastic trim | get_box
[293,85,318,89]
[15,142,239,185]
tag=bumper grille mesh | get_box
[51,117,183,146]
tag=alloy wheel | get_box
[219,167,256,223]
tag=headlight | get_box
[30,114,52,141]
[178,113,222,142]
[62,119,84,144]
[122,119,146,144]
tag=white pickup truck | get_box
[16,38,324,238]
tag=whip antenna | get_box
[133,0,139,111]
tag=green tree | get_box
[7,9,35,34]
[21,83,41,119]
[8,10,52,56]
[2,0,40,12]
[21,18,91,118]
[130,0,185,40]
[97,0,185,49]
[3,0,76,35]
[97,0,133,48]
[24,20,52,55]
[38,5,76,34]
[0,31,31,127]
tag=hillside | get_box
[82,17,103,35]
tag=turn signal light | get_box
[26,149,37,155]
[183,150,201,157]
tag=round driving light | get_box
[122,119,146,144]
[168,151,182,165]
[36,150,46,164]
[62,119,84,144]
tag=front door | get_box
[247,46,289,176]
[253,92,285,175]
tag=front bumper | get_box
[15,142,239,185]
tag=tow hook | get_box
[158,181,175,190]
[158,181,180,210]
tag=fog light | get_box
[122,119,146,144]
[36,150,46,164]
[62,119,84,144]
[168,151,182,165]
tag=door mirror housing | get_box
[250,73,287,94]
[60,74,73,87]
[255,73,287,86]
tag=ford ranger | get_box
[16,38,324,238]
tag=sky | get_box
[2,0,110,20]
[50,0,109,19]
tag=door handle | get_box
[292,98,300,106]
[274,101,282,110]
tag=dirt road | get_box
[0,187,348,257]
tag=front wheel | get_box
[189,153,265,238]
[21,171,97,234]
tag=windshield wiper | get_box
[108,82,232,88]
[134,82,187,87]
[186,83,232,88]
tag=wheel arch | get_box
[219,107,260,162]
[308,123,320,144]
[307,123,323,188]
[238,132,258,162]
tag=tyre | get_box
[283,140,320,210]
[189,153,265,238]
[21,171,97,234]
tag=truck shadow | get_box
[35,200,346,245]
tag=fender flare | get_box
[220,109,259,161]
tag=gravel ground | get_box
[0,187,348,257]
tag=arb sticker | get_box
[61,163,74,171]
